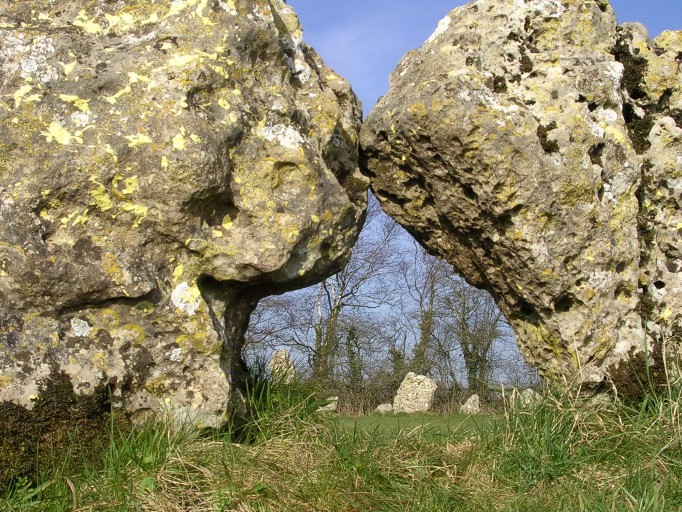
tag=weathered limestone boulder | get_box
[375,403,393,415]
[361,0,681,386]
[393,372,437,413]
[268,349,295,384]
[317,396,339,413]
[510,387,542,409]
[460,394,480,415]
[0,0,367,426]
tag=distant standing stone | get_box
[460,394,481,415]
[317,396,339,413]
[519,388,541,408]
[393,372,437,414]
[376,403,394,415]
[268,349,296,384]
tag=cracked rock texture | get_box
[361,0,681,386]
[393,372,437,413]
[0,0,367,426]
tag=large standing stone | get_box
[361,0,681,387]
[0,0,367,426]
[393,372,437,413]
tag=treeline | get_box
[245,195,539,413]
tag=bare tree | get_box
[398,242,522,397]
[246,198,540,403]
[245,194,402,386]
[435,274,508,397]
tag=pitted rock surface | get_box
[0,0,367,425]
[393,372,437,413]
[361,0,681,385]
[268,348,295,384]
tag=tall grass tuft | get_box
[2,351,681,511]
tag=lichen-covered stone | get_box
[0,0,367,427]
[375,403,393,415]
[614,23,682,354]
[393,372,437,413]
[268,348,295,384]
[361,0,681,386]
[459,394,480,415]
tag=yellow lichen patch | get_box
[103,85,132,105]
[145,375,170,396]
[173,263,185,279]
[104,12,137,34]
[127,71,151,84]
[125,133,153,147]
[408,103,428,118]
[120,202,149,228]
[176,331,220,355]
[61,60,78,76]
[584,288,596,301]
[279,222,300,244]
[168,54,200,68]
[72,209,90,227]
[172,131,187,151]
[102,252,125,284]
[221,215,233,230]
[191,0,217,26]
[99,308,120,328]
[0,240,26,255]
[43,121,81,145]
[90,180,114,211]
[59,94,90,112]
[115,324,145,344]
[112,174,139,197]
[91,351,107,370]
[12,85,42,108]
[104,144,118,163]
[133,301,155,315]
[72,10,103,34]
[0,375,13,389]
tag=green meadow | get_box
[3,380,681,512]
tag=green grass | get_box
[2,384,681,511]
[339,412,494,443]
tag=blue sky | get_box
[288,0,682,114]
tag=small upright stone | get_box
[375,403,394,415]
[317,396,339,413]
[519,388,541,408]
[268,349,296,384]
[460,394,481,415]
[393,372,437,414]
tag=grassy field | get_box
[338,412,494,443]
[2,385,681,511]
